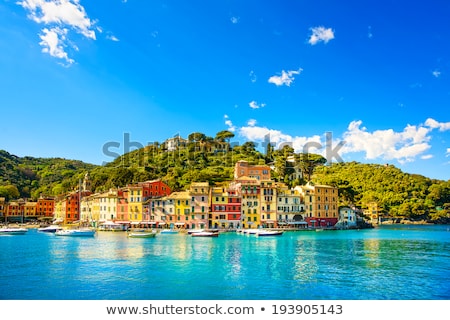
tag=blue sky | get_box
[1,0,449,180]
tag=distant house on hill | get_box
[234,160,271,180]
[164,135,188,151]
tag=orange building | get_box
[6,199,25,223]
[234,160,271,180]
[36,197,55,220]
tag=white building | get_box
[336,206,357,229]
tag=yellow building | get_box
[297,182,338,227]
[0,197,5,222]
[260,180,277,227]
[24,201,37,220]
[53,197,66,223]
[126,186,143,222]
[210,184,229,228]
[364,201,379,224]
[168,191,191,229]
[235,176,261,229]
[276,184,306,228]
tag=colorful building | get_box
[24,201,37,221]
[0,197,5,222]
[260,180,277,228]
[276,184,306,228]
[116,189,129,223]
[189,182,210,229]
[36,197,55,221]
[364,201,380,224]
[5,199,25,223]
[209,183,241,229]
[297,182,338,227]
[235,176,261,229]
[336,206,357,229]
[234,160,271,180]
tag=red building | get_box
[135,179,171,200]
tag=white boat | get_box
[0,227,28,235]
[38,225,63,233]
[127,231,157,238]
[244,229,261,235]
[187,229,205,234]
[191,231,219,237]
[55,228,96,237]
[256,230,283,236]
[160,229,179,234]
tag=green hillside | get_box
[312,161,450,221]
[0,150,97,200]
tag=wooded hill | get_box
[1,131,449,221]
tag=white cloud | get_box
[230,16,239,24]
[425,118,450,131]
[238,122,323,155]
[249,70,257,83]
[224,115,236,132]
[268,68,303,87]
[308,26,334,45]
[432,70,441,78]
[229,117,449,166]
[368,26,373,39]
[106,34,119,42]
[39,27,74,65]
[18,0,97,63]
[247,119,257,126]
[249,101,265,109]
[341,121,432,164]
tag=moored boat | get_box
[160,228,179,234]
[256,230,283,236]
[127,231,157,238]
[0,227,28,235]
[55,228,96,237]
[38,225,63,233]
[187,229,205,234]
[191,231,219,237]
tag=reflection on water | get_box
[0,226,449,299]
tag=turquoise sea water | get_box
[0,225,449,300]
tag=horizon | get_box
[1,1,449,181]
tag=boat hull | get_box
[128,232,156,238]
[55,229,96,237]
[0,228,28,235]
[256,231,283,236]
[38,225,63,233]
[191,232,219,237]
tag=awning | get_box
[115,221,130,224]
[131,222,140,225]
[157,222,166,225]
[101,221,121,226]
[140,221,157,224]
[288,221,308,225]
[175,222,185,226]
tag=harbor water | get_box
[0,225,449,300]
